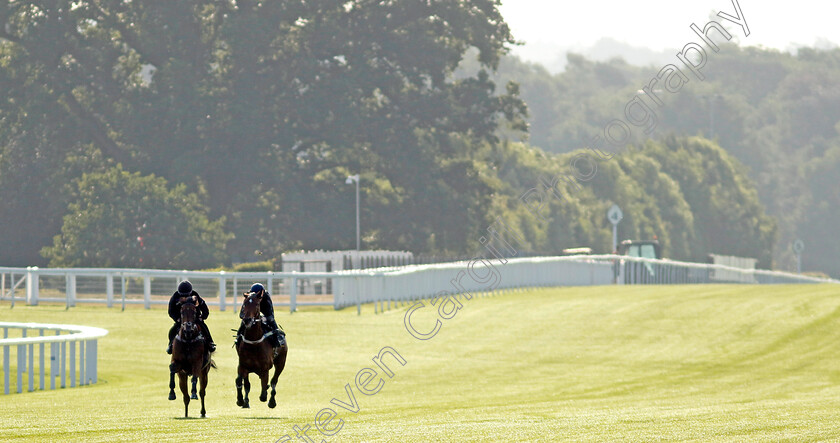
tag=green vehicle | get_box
[617,240,662,283]
[618,240,662,259]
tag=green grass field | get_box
[1,284,840,442]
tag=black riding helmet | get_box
[249,282,267,295]
[177,280,193,295]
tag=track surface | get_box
[1,284,839,442]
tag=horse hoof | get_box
[259,394,267,402]
[236,399,243,407]
[242,403,250,409]
[201,413,206,418]
[268,399,276,409]
[191,394,198,400]
[169,392,176,401]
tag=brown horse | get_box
[236,292,288,409]
[169,297,215,418]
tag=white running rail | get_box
[0,322,108,395]
[0,256,836,315]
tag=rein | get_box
[239,316,274,345]
[239,330,274,345]
[175,333,205,344]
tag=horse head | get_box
[179,296,200,340]
[240,292,262,329]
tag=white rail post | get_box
[39,329,44,390]
[69,341,75,388]
[289,276,297,314]
[66,273,77,308]
[106,274,114,308]
[355,276,361,315]
[50,340,57,390]
[9,272,15,308]
[79,341,85,386]
[143,275,151,309]
[120,274,126,311]
[88,340,97,384]
[60,340,66,388]
[26,267,39,306]
[28,339,33,392]
[218,272,226,312]
[232,276,238,315]
[3,327,8,395]
[16,344,23,393]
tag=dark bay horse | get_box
[169,297,215,417]
[236,292,288,409]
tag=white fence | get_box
[0,322,108,394]
[0,256,836,315]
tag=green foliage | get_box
[475,136,773,264]
[0,4,814,273]
[233,260,274,273]
[41,166,231,268]
[478,46,840,275]
[0,0,526,265]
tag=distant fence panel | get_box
[0,322,107,395]
[0,257,835,314]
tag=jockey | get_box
[166,280,216,354]
[238,282,285,348]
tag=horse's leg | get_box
[168,362,178,400]
[199,367,208,418]
[259,370,269,402]
[235,373,244,407]
[268,347,287,409]
[179,372,190,418]
[236,366,250,408]
[267,367,279,409]
[242,371,251,409]
[191,375,198,400]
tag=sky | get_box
[498,0,839,65]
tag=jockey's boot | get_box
[270,330,283,348]
[166,323,178,354]
[265,315,285,348]
[199,322,216,353]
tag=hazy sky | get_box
[499,0,838,60]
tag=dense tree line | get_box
[0,0,524,266]
[481,45,840,276]
[0,2,784,273]
[472,136,774,267]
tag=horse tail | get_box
[203,355,217,371]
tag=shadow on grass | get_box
[171,416,207,420]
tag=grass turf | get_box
[1,284,839,442]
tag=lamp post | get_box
[345,174,360,254]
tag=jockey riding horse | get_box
[235,283,285,349]
[167,280,216,354]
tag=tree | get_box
[42,166,231,268]
[0,0,527,262]
[643,137,776,267]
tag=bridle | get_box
[240,293,263,330]
[177,298,204,344]
[239,293,275,344]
